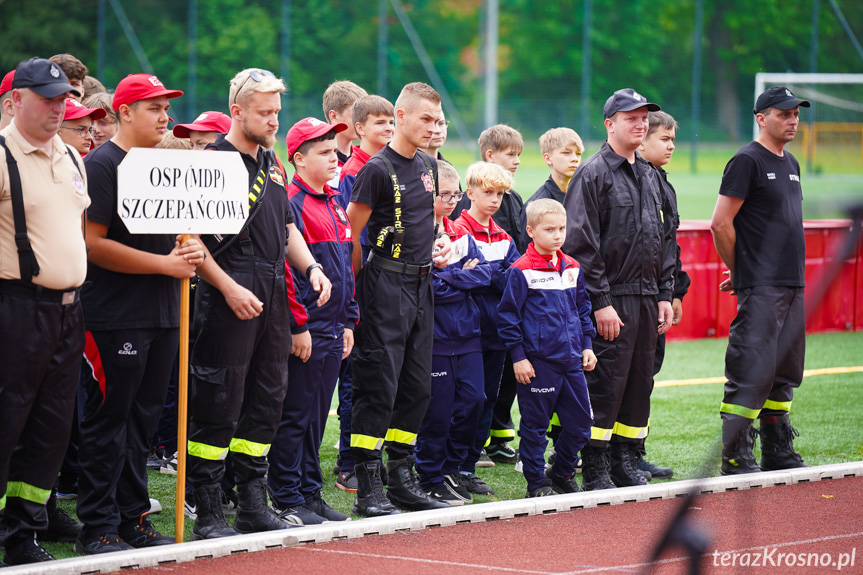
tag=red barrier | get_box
[666,220,861,341]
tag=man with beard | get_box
[187,68,332,540]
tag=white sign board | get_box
[118,148,249,234]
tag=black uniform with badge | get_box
[187,135,298,504]
[349,145,448,515]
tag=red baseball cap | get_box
[172,111,232,138]
[63,97,107,121]
[286,117,347,160]
[0,71,14,96]
[112,73,183,111]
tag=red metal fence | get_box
[667,220,862,341]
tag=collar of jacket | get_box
[458,210,507,237]
[291,174,335,199]
[523,242,578,272]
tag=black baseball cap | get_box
[753,86,811,114]
[603,88,660,119]
[11,57,81,99]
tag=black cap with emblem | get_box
[603,88,661,119]
[753,86,811,114]
[11,57,81,99]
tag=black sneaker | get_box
[475,450,495,468]
[637,456,670,479]
[146,449,164,471]
[3,535,55,565]
[333,455,342,475]
[74,532,134,555]
[526,483,554,498]
[159,452,178,476]
[427,484,464,506]
[459,472,494,495]
[486,443,518,464]
[335,470,358,492]
[442,474,472,504]
[545,468,581,494]
[119,513,173,548]
[39,506,83,542]
[276,506,328,526]
[305,493,350,522]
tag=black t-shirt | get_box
[204,135,293,263]
[351,145,437,264]
[719,141,805,288]
[81,141,180,330]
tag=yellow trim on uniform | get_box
[591,426,613,442]
[6,481,51,505]
[188,441,229,461]
[763,399,791,412]
[385,428,417,446]
[612,421,649,439]
[550,413,561,427]
[0,494,6,510]
[719,402,760,419]
[489,428,516,439]
[351,434,384,451]
[229,438,271,457]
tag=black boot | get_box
[580,445,616,491]
[234,478,295,533]
[635,446,673,480]
[721,418,761,475]
[385,456,449,511]
[609,443,649,487]
[352,460,400,517]
[191,486,241,540]
[759,415,806,471]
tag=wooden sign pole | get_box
[175,234,191,543]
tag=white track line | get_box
[5,461,862,575]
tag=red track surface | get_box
[136,477,863,575]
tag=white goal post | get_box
[753,73,863,140]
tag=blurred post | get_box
[175,235,191,543]
[280,0,291,129]
[377,0,388,99]
[690,0,703,174]
[484,0,498,129]
[187,0,198,122]
[580,0,592,140]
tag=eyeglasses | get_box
[438,192,463,202]
[60,126,95,138]
[436,120,451,128]
[232,69,276,106]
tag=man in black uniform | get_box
[0,57,87,566]
[77,73,203,554]
[346,82,450,516]
[711,87,809,475]
[563,88,675,490]
[188,68,331,539]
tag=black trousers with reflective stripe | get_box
[489,353,518,444]
[187,255,291,488]
[587,294,658,447]
[0,293,83,544]
[77,327,177,537]
[350,263,433,463]
[722,286,805,420]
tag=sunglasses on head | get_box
[232,70,276,106]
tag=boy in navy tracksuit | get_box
[415,162,492,506]
[451,161,519,495]
[267,118,357,524]
[498,198,597,497]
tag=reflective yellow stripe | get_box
[763,399,791,412]
[550,413,561,427]
[612,421,649,439]
[6,481,51,505]
[0,494,6,510]
[351,433,384,451]
[257,175,264,184]
[489,428,516,439]
[188,441,229,461]
[591,426,613,442]
[229,438,271,457]
[385,428,417,446]
[720,402,760,419]
[249,191,258,201]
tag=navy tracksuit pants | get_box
[415,352,484,488]
[517,356,592,491]
[268,335,342,508]
[461,348,506,473]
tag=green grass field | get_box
[45,331,862,559]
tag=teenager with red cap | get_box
[58,98,106,156]
[173,111,232,150]
[76,73,206,554]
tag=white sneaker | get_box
[149,498,162,514]
[184,500,197,519]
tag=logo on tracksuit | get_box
[118,342,138,356]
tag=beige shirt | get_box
[0,121,90,289]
